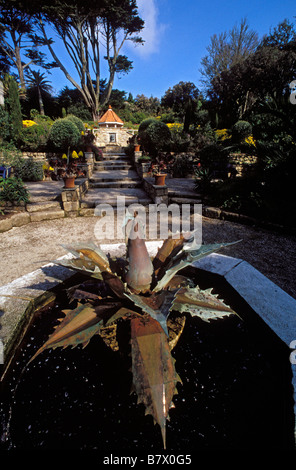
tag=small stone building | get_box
[93,105,135,151]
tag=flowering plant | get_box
[59,151,85,178]
[149,153,174,175]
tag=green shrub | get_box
[0,177,30,203]
[138,120,171,158]
[65,115,85,134]
[138,118,157,134]
[48,118,81,152]
[171,155,193,177]
[14,157,44,181]
[232,120,252,142]
[18,124,50,151]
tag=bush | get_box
[171,155,194,177]
[232,120,252,142]
[48,118,81,152]
[14,157,44,181]
[138,120,171,158]
[138,118,157,134]
[65,115,85,134]
[18,124,50,151]
[0,177,30,203]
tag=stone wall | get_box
[143,177,168,204]
[93,127,135,148]
[22,152,60,161]
[61,178,89,215]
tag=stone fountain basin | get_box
[0,241,296,443]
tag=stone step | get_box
[169,197,202,204]
[102,154,129,161]
[81,196,152,208]
[168,190,201,199]
[29,210,65,222]
[26,201,62,212]
[91,175,140,182]
[90,181,142,188]
[95,164,132,171]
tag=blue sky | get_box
[48,0,296,99]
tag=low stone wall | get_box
[135,161,151,179]
[22,152,59,161]
[143,177,168,204]
[61,178,89,215]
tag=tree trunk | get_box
[37,86,45,115]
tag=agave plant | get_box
[29,216,239,449]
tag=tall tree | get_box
[0,5,55,94]
[200,18,259,91]
[33,0,144,120]
[208,19,296,127]
[161,81,200,124]
[25,69,53,115]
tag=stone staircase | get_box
[25,181,65,222]
[81,152,152,209]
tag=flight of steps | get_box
[81,152,152,209]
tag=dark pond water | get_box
[0,270,295,454]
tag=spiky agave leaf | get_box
[172,286,236,322]
[53,258,103,279]
[28,300,127,364]
[153,241,241,292]
[28,303,103,363]
[125,289,179,336]
[61,242,112,273]
[130,316,181,449]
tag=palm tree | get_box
[25,69,52,115]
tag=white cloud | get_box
[134,0,166,57]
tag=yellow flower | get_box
[78,151,84,157]
[245,135,256,147]
[49,166,54,171]
[72,151,79,159]
[42,163,49,170]
[62,154,67,159]
[167,123,182,131]
[22,120,37,128]
[81,131,84,135]
[215,129,230,141]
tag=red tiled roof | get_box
[98,105,123,124]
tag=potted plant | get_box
[134,135,141,152]
[149,153,175,185]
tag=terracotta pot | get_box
[63,176,76,188]
[134,145,141,152]
[154,173,167,186]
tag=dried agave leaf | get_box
[125,290,178,336]
[61,242,111,272]
[172,286,236,322]
[28,303,103,363]
[53,258,103,279]
[153,236,186,276]
[130,316,181,449]
[105,307,142,326]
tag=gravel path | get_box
[0,215,295,299]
